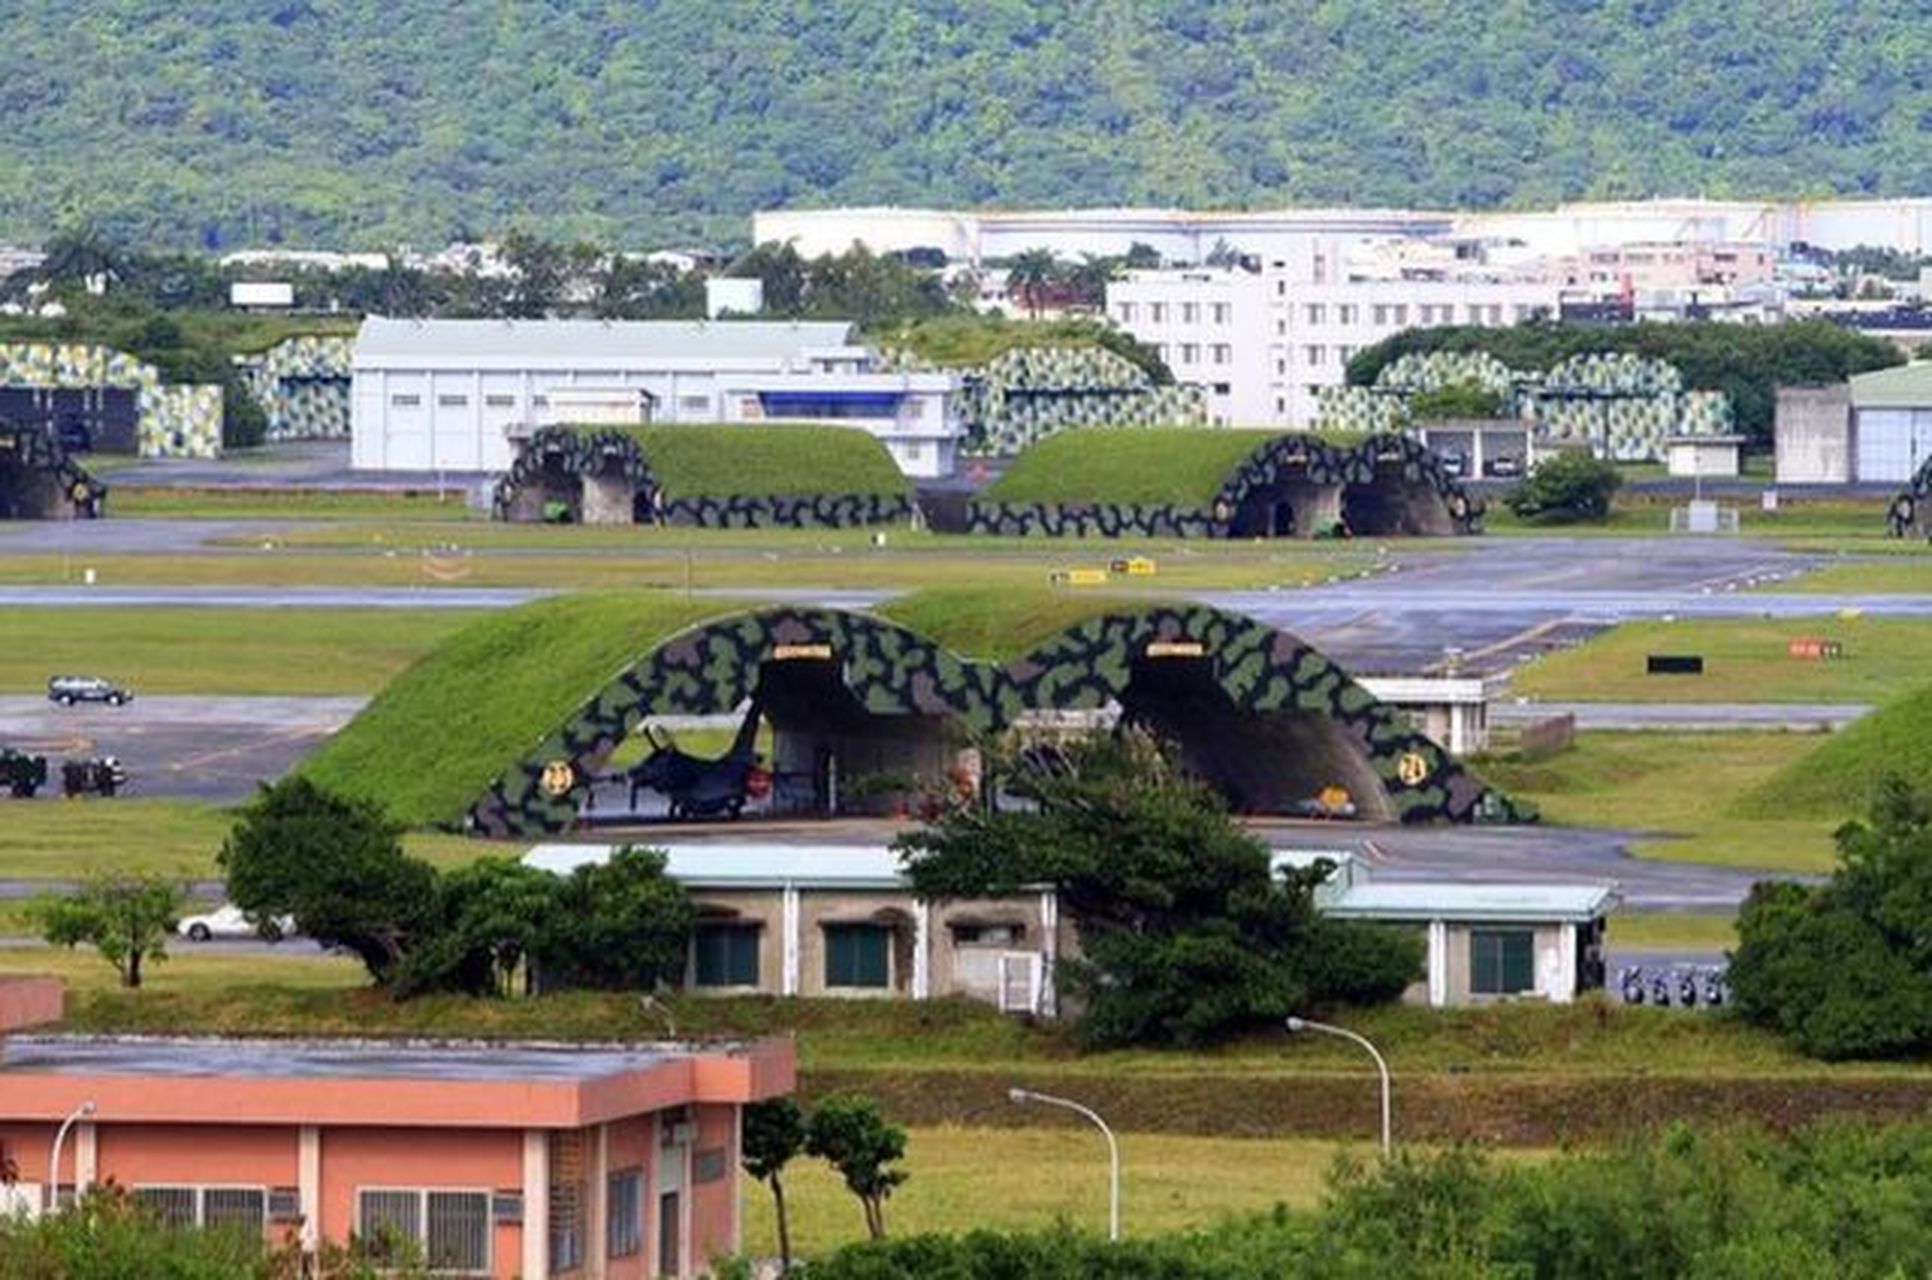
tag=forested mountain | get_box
[2,1,1929,251]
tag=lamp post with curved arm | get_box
[1008,1087,1119,1241]
[47,1100,96,1213]
[1287,1016,1391,1155]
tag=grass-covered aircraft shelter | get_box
[0,421,106,519]
[304,591,1526,839]
[967,429,1482,538]
[492,424,916,527]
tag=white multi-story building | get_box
[350,318,962,478]
[1108,240,1561,428]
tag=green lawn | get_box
[1772,558,1932,593]
[987,428,1284,507]
[0,798,510,882]
[1477,731,1839,872]
[108,487,476,521]
[742,1127,1350,1257]
[0,606,478,695]
[1735,682,1932,822]
[1485,496,1898,546]
[572,424,910,499]
[1608,913,1739,951]
[1512,616,1932,704]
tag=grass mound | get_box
[562,424,909,499]
[878,589,1172,662]
[301,593,740,826]
[986,429,1280,507]
[1738,684,1932,822]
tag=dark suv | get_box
[47,675,132,707]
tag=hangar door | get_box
[1855,408,1932,482]
[0,387,138,454]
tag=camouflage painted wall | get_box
[492,427,914,528]
[882,345,1207,455]
[0,343,222,458]
[237,334,353,440]
[1317,349,1734,462]
[967,432,1481,538]
[465,603,1527,836]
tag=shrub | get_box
[1504,451,1623,524]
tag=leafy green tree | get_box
[1003,249,1060,319]
[537,846,694,992]
[32,874,183,989]
[397,856,562,997]
[897,734,1419,1048]
[1730,776,1932,1059]
[806,1094,908,1241]
[1504,451,1623,524]
[219,777,437,986]
[1407,380,1505,421]
[743,1098,809,1272]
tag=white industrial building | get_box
[349,317,963,477]
[1106,249,1560,428]
[1775,363,1932,484]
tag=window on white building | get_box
[1210,302,1231,325]
[1275,397,1286,415]
[1465,305,1484,323]
[1276,280,1286,296]
[1275,319,1287,336]
[1371,304,1389,326]
[1303,345,1325,365]
[1181,302,1199,323]
[1338,304,1358,325]
[1392,305,1408,325]
[483,394,516,409]
[437,393,468,408]
[1181,343,1200,363]
[389,393,421,409]
[1117,302,1137,323]
[1150,302,1167,323]
[680,395,710,414]
[1304,303,1325,325]
[1275,359,1286,375]
[1211,344,1231,365]
[1212,382,1231,395]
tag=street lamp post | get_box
[47,1100,97,1213]
[1008,1087,1119,1241]
[1286,1016,1391,1155]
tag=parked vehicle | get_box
[175,904,295,943]
[1438,449,1469,479]
[0,747,48,798]
[47,675,132,707]
[61,756,127,797]
[1484,455,1525,479]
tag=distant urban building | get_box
[349,318,962,477]
[1106,246,1559,428]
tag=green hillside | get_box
[987,430,1279,507]
[3,4,1931,249]
[301,593,741,827]
[562,425,910,499]
[1738,685,1932,823]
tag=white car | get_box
[175,904,295,943]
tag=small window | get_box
[1470,929,1535,995]
[1180,343,1199,363]
[824,924,890,988]
[549,1131,586,1275]
[484,394,517,408]
[136,1186,198,1230]
[428,1191,490,1274]
[1116,302,1136,323]
[693,923,760,987]
[203,1188,267,1235]
[680,395,710,413]
[1212,382,1231,395]
[952,923,1021,947]
[1210,302,1230,324]
[389,393,421,408]
[1304,303,1326,325]
[1180,302,1199,324]
[437,393,468,408]
[1211,343,1231,365]
[532,394,549,408]
[607,1168,645,1259]
[1149,302,1166,323]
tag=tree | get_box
[743,1098,808,1272]
[1004,248,1060,319]
[396,857,562,997]
[805,1095,907,1241]
[1407,380,1505,421]
[219,777,437,986]
[537,846,694,991]
[897,734,1419,1048]
[1729,776,1932,1059]
[1504,451,1623,524]
[32,874,183,989]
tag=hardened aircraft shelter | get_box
[0,422,106,519]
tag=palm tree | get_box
[1004,247,1059,318]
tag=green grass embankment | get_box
[1737,683,1932,822]
[568,424,910,499]
[986,429,1280,507]
[299,593,742,826]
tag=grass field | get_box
[109,487,475,521]
[0,543,1379,593]
[1607,913,1739,951]
[1736,682,1932,822]
[604,425,910,499]
[0,606,478,695]
[1512,616,1932,704]
[1484,495,1902,547]
[987,429,1283,507]
[1478,731,1839,872]
[741,1127,1351,1256]
[0,798,506,882]
[1771,558,1932,593]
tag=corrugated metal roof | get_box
[1849,362,1932,408]
[1323,881,1618,923]
[354,317,858,364]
